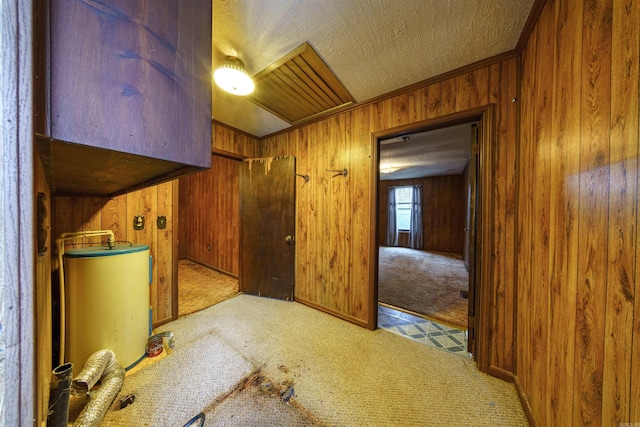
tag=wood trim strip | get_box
[295,296,370,329]
[109,165,204,198]
[475,105,495,373]
[515,0,548,53]
[299,47,354,103]
[488,364,514,382]
[429,51,518,87]
[253,42,309,79]
[211,147,247,161]
[260,50,517,140]
[171,179,179,321]
[513,375,538,427]
[180,256,239,279]
[512,52,522,381]
[372,107,486,141]
[368,132,380,330]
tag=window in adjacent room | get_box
[395,186,413,232]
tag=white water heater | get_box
[64,244,151,370]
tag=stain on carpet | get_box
[204,371,326,426]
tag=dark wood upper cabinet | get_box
[35,0,212,196]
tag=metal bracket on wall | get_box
[37,192,49,255]
[295,173,310,182]
[327,168,348,177]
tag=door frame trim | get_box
[369,105,495,373]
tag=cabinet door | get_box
[49,0,211,169]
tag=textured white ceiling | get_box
[213,0,534,137]
[380,123,474,180]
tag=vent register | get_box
[248,42,355,124]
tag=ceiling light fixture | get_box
[214,56,255,96]
[380,166,401,174]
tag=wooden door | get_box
[240,156,296,300]
[467,124,479,354]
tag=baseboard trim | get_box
[513,374,536,427]
[487,366,536,426]
[295,297,369,329]
[488,364,514,382]
[179,257,238,279]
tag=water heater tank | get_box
[64,244,150,370]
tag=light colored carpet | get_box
[178,258,239,317]
[379,246,469,328]
[147,294,528,426]
[205,372,325,426]
[100,332,254,426]
[85,295,526,426]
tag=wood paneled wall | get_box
[517,0,640,424]
[258,54,518,374]
[211,120,260,158]
[378,176,466,253]
[260,116,375,326]
[178,122,259,275]
[53,181,177,326]
[179,154,241,276]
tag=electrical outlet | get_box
[157,216,167,229]
[133,215,145,230]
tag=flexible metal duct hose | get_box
[73,349,125,427]
[47,363,73,427]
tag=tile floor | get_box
[378,304,471,357]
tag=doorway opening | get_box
[176,152,242,318]
[175,153,297,318]
[373,110,487,360]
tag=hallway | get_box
[99,295,527,426]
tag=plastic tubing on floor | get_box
[182,413,205,427]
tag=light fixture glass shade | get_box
[380,165,401,174]
[214,56,254,96]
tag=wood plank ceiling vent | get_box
[248,42,355,124]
